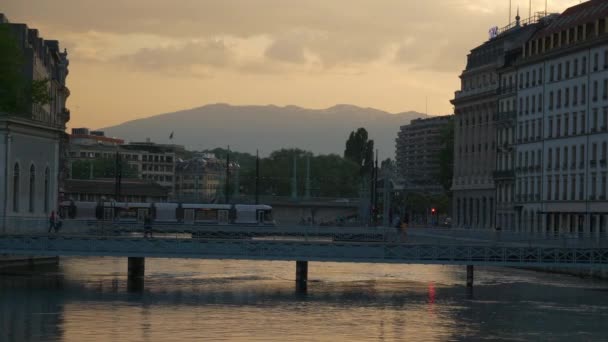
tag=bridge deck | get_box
[0,234,607,268]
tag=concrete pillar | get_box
[295,260,308,292]
[127,257,145,292]
[466,265,474,288]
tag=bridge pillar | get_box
[295,260,308,292]
[128,257,145,292]
[466,265,474,288]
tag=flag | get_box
[169,131,174,140]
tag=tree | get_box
[0,23,50,115]
[344,128,374,176]
[437,118,454,193]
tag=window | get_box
[563,175,568,200]
[550,65,555,82]
[549,92,554,110]
[571,175,576,200]
[581,145,586,169]
[565,61,570,78]
[594,80,599,101]
[565,115,569,136]
[572,146,577,168]
[13,163,19,212]
[581,111,586,133]
[593,109,599,132]
[29,164,35,213]
[573,86,578,105]
[605,79,608,99]
[557,90,562,109]
[557,115,562,137]
[574,58,579,76]
[44,167,49,213]
[594,53,599,71]
[554,176,560,201]
[557,63,562,81]
[548,148,553,169]
[565,88,570,107]
[579,174,585,200]
[582,56,587,75]
[573,112,578,134]
[548,117,553,138]
[582,84,587,104]
[564,147,569,169]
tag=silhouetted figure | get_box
[48,211,56,233]
[144,214,152,238]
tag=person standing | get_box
[48,211,56,233]
[144,214,152,238]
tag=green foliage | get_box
[0,24,25,114]
[344,128,374,177]
[437,118,454,192]
[71,158,138,180]
[215,148,363,198]
[0,23,51,115]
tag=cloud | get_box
[112,39,234,76]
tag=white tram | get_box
[58,201,275,226]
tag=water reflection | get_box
[0,258,607,341]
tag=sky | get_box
[3,0,582,129]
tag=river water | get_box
[1,257,607,341]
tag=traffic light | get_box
[431,208,436,214]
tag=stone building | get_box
[174,153,238,203]
[68,135,182,194]
[395,115,452,194]
[514,1,608,237]
[451,14,539,229]
[0,14,70,225]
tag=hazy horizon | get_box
[3,0,581,128]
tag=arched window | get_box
[29,164,36,213]
[44,167,50,213]
[13,163,20,212]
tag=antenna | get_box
[529,0,532,19]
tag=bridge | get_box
[1,218,607,291]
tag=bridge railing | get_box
[1,216,608,248]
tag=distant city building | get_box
[395,115,452,194]
[512,1,608,236]
[68,138,182,193]
[70,128,124,146]
[64,179,169,203]
[451,13,540,229]
[175,153,238,203]
[0,14,70,223]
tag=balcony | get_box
[493,170,516,180]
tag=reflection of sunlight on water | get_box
[2,257,608,341]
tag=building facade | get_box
[451,16,539,229]
[395,115,452,194]
[514,1,608,237]
[0,14,70,225]
[174,153,237,203]
[68,135,181,194]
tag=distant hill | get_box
[101,104,429,159]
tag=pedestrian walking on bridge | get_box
[48,211,56,233]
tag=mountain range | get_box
[101,104,429,159]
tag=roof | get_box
[531,0,608,40]
[64,179,169,197]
